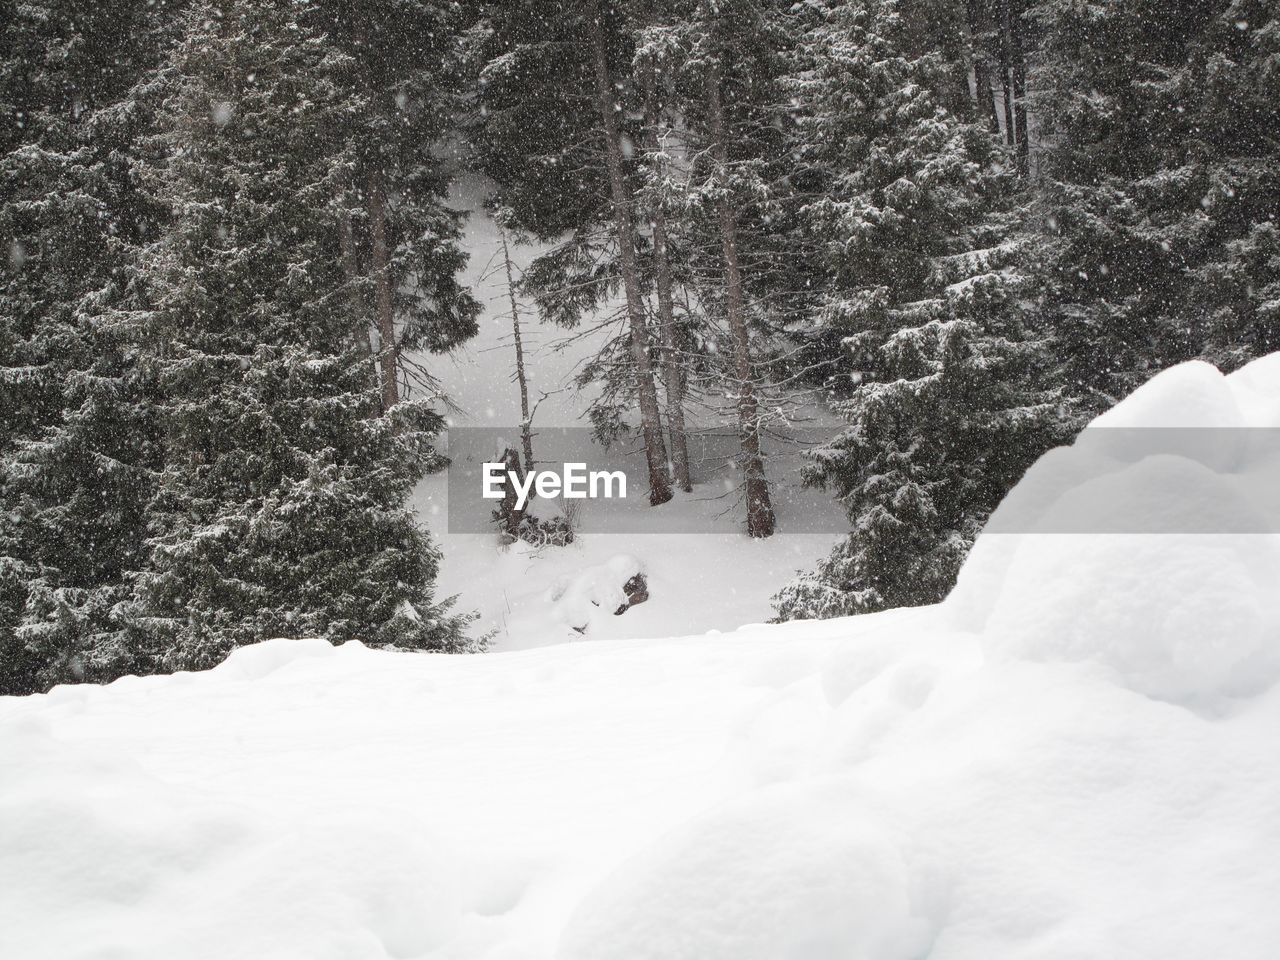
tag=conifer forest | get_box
[2,0,1277,696]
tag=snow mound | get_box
[1092,358,1245,429]
[1228,352,1280,426]
[547,554,644,634]
[950,357,1280,708]
[983,529,1280,705]
[211,635,338,681]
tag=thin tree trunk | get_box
[587,3,672,506]
[366,164,399,413]
[338,208,382,401]
[965,0,1001,133]
[998,0,1017,148]
[498,447,525,538]
[641,60,692,493]
[706,62,775,539]
[1010,0,1030,174]
[500,227,536,474]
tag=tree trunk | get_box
[586,4,672,506]
[641,61,692,493]
[965,0,1002,134]
[498,447,525,539]
[706,63,775,539]
[366,165,400,413]
[1010,0,1030,174]
[997,0,1017,149]
[500,227,536,474]
[338,208,382,402]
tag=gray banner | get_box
[442,427,1280,535]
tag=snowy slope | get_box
[3,354,1280,959]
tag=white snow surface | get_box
[4,356,1280,958]
[417,472,843,648]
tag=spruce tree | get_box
[312,0,481,410]
[1028,0,1279,402]
[634,12,694,491]
[466,0,608,239]
[1176,0,1280,367]
[125,0,475,671]
[774,0,1061,620]
[468,1,676,505]
[0,0,178,693]
[642,0,808,535]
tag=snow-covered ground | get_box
[4,354,1280,959]
[416,465,843,647]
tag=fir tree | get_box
[1028,0,1279,402]
[640,0,810,535]
[312,0,481,410]
[0,0,179,693]
[1176,0,1280,367]
[633,9,694,491]
[469,0,675,504]
[125,0,475,671]
[774,0,1061,619]
[465,0,608,239]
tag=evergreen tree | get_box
[0,0,179,693]
[1173,0,1279,367]
[774,0,1061,619]
[125,0,475,672]
[1029,0,1279,403]
[469,0,675,504]
[465,0,607,239]
[313,0,481,411]
[633,9,694,491]
[644,0,810,535]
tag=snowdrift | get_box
[3,357,1280,959]
[951,354,1280,708]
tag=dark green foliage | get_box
[0,0,177,693]
[315,0,480,359]
[1030,0,1280,404]
[774,0,1063,620]
[465,0,612,239]
[1,0,480,694]
[662,0,817,339]
[124,0,475,671]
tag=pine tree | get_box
[124,0,475,671]
[651,0,808,536]
[586,0,673,505]
[1175,0,1280,366]
[635,27,693,492]
[312,0,481,410]
[469,0,675,505]
[773,0,1061,620]
[466,0,608,239]
[1028,0,1279,403]
[0,0,179,693]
